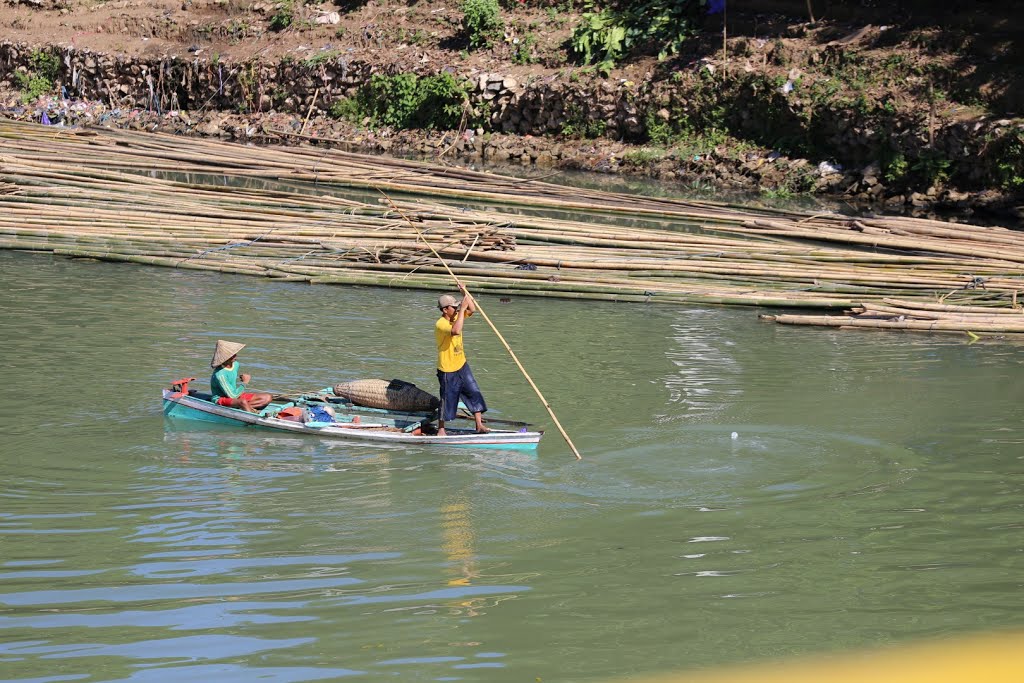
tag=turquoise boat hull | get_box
[161,388,542,450]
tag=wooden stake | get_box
[300,88,320,137]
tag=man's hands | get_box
[457,283,475,313]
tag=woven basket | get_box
[332,378,440,412]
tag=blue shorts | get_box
[437,363,488,422]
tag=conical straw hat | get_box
[211,340,246,368]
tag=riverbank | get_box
[0,0,1022,219]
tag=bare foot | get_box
[436,428,447,437]
[475,425,490,434]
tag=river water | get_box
[2,249,1023,683]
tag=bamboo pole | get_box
[6,118,1024,325]
[382,192,583,460]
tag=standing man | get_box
[435,284,488,436]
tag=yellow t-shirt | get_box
[435,312,470,372]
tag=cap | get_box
[438,294,460,309]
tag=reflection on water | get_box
[3,251,1024,683]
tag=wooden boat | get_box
[161,378,543,449]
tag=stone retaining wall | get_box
[1,40,1021,205]
[0,41,632,136]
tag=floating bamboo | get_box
[2,117,1024,338]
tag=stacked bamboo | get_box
[2,118,1024,333]
[762,298,1024,334]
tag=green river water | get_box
[2,248,1023,683]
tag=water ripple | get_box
[0,578,362,606]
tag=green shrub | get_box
[994,129,1024,190]
[269,0,294,31]
[415,72,470,128]
[461,0,502,49]
[365,73,421,128]
[302,49,341,67]
[16,73,53,103]
[912,150,952,187]
[883,150,909,184]
[622,147,665,165]
[328,97,362,122]
[15,49,61,103]
[329,72,471,130]
[511,33,538,65]
[570,9,623,75]
[29,49,60,82]
[643,110,673,145]
[560,104,606,139]
[571,0,700,71]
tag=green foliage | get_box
[671,128,732,158]
[643,110,673,146]
[760,186,795,200]
[461,0,503,49]
[302,49,340,66]
[994,129,1024,190]
[236,62,259,112]
[16,49,61,103]
[416,72,471,127]
[397,27,427,45]
[622,147,665,165]
[328,96,362,122]
[560,103,606,139]
[883,150,909,184]
[511,33,538,65]
[29,49,60,82]
[15,73,53,103]
[363,73,420,128]
[269,0,294,31]
[329,72,471,130]
[570,0,699,71]
[570,9,624,75]
[912,150,952,186]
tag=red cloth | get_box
[217,393,255,406]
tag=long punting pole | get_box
[381,192,583,460]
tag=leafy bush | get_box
[30,49,61,82]
[329,72,471,130]
[269,0,294,31]
[560,104,606,139]
[16,73,53,103]
[328,97,362,122]
[882,150,909,184]
[994,129,1024,190]
[570,9,624,75]
[643,110,673,146]
[15,49,61,103]
[416,72,471,128]
[461,0,503,49]
[912,150,952,187]
[511,33,538,65]
[571,0,701,71]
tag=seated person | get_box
[210,339,272,413]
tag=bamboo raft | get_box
[2,117,1024,334]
